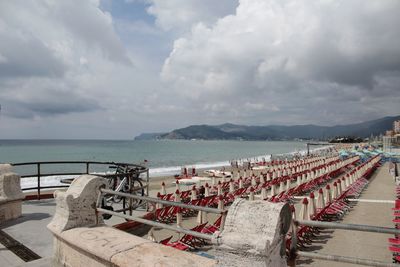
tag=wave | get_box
[19,145,333,186]
[148,145,333,177]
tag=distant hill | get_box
[134,132,166,140]
[135,115,400,141]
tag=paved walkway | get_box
[299,162,396,266]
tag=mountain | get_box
[136,115,400,141]
[134,132,166,140]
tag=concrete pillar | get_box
[213,199,291,267]
[0,164,24,223]
[48,175,107,233]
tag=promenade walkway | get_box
[300,162,396,266]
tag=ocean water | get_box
[0,140,307,188]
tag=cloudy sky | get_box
[0,0,399,139]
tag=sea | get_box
[0,139,308,189]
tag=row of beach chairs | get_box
[155,155,373,251]
[389,161,400,263]
[287,155,381,251]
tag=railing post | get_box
[86,162,89,174]
[37,163,41,200]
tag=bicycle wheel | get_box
[123,179,145,216]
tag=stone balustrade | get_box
[47,175,217,267]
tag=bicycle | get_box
[101,164,146,220]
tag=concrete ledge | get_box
[0,164,24,223]
[53,226,216,267]
[0,200,22,222]
[213,199,291,267]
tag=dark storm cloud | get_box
[161,0,400,126]
[0,33,66,78]
[3,90,102,119]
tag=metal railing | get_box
[96,189,227,243]
[289,219,399,267]
[11,161,149,200]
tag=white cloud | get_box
[160,0,400,125]
[0,0,399,139]
[0,0,134,119]
[147,0,238,32]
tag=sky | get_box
[0,0,399,139]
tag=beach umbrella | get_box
[229,179,235,193]
[279,181,285,193]
[336,180,342,196]
[325,185,332,204]
[267,172,271,181]
[204,183,210,197]
[308,192,317,218]
[217,195,224,210]
[191,186,197,201]
[261,184,268,200]
[298,198,310,221]
[249,187,255,201]
[251,176,257,187]
[174,189,181,202]
[317,188,325,209]
[286,179,291,192]
[297,176,301,186]
[161,182,166,195]
[332,182,338,199]
[217,181,222,196]
[156,192,163,209]
[270,182,276,197]
[239,177,244,189]
[342,176,348,190]
[260,174,265,184]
